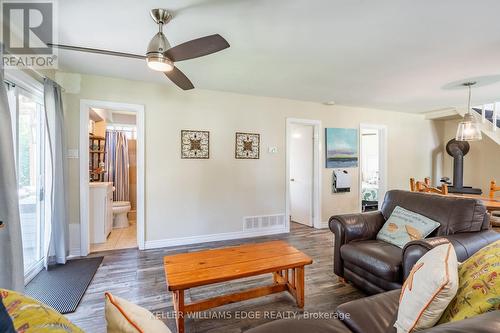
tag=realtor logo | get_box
[1,1,57,68]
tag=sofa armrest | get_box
[402,230,500,279]
[420,311,500,333]
[329,211,386,277]
[329,211,386,242]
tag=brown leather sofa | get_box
[246,289,500,333]
[329,190,500,294]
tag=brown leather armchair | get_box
[329,190,500,295]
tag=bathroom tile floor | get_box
[90,222,137,253]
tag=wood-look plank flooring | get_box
[66,223,364,332]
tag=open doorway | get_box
[359,124,387,212]
[89,110,137,252]
[286,118,321,229]
[79,100,144,256]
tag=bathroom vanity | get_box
[89,182,114,243]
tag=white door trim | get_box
[286,118,322,229]
[79,99,145,256]
[359,123,388,211]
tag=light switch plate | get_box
[67,149,79,159]
[268,146,278,153]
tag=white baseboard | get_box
[145,227,288,250]
[320,221,330,229]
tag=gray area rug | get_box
[25,257,103,314]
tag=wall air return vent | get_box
[243,214,286,231]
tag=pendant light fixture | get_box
[455,82,482,141]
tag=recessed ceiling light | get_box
[324,101,336,106]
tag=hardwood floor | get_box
[66,223,364,332]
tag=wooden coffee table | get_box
[163,240,313,333]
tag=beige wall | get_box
[59,72,441,243]
[436,119,500,195]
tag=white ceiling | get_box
[56,0,500,113]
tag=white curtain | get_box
[0,71,24,291]
[43,79,69,266]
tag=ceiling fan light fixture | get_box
[146,30,173,72]
[146,54,174,72]
[49,8,229,90]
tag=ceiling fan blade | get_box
[164,67,194,90]
[165,34,229,62]
[48,43,145,60]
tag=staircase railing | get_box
[466,104,500,145]
[472,105,499,133]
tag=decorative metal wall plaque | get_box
[181,130,210,159]
[235,132,260,159]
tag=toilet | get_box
[112,201,131,228]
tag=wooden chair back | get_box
[410,178,416,192]
[410,177,431,191]
[490,180,500,198]
[410,177,448,195]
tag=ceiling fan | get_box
[48,8,230,90]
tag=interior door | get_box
[289,124,313,226]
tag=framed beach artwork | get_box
[325,128,358,168]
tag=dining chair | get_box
[410,177,430,191]
[410,177,448,195]
[490,180,500,198]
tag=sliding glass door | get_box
[17,91,45,273]
[13,86,47,278]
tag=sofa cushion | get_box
[421,311,500,333]
[395,244,459,333]
[0,288,83,332]
[438,240,500,324]
[341,240,403,282]
[377,206,440,248]
[244,318,352,333]
[336,289,400,333]
[381,190,487,235]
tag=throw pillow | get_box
[377,206,440,248]
[394,243,459,333]
[0,288,83,332]
[105,292,172,333]
[438,239,500,324]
